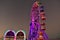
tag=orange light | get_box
[37,35,44,40]
[39,32,43,35]
[39,35,44,40]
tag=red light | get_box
[41,26,46,30]
[41,16,46,20]
[39,32,43,35]
[40,12,45,16]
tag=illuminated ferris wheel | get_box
[28,0,48,40]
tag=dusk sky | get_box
[0,0,60,39]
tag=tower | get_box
[28,0,48,40]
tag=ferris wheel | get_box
[28,1,48,40]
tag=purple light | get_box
[28,1,48,40]
[6,31,15,37]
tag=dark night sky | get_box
[0,0,60,39]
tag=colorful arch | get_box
[4,30,15,40]
[15,30,26,40]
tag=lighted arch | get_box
[4,30,15,40]
[15,30,26,40]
